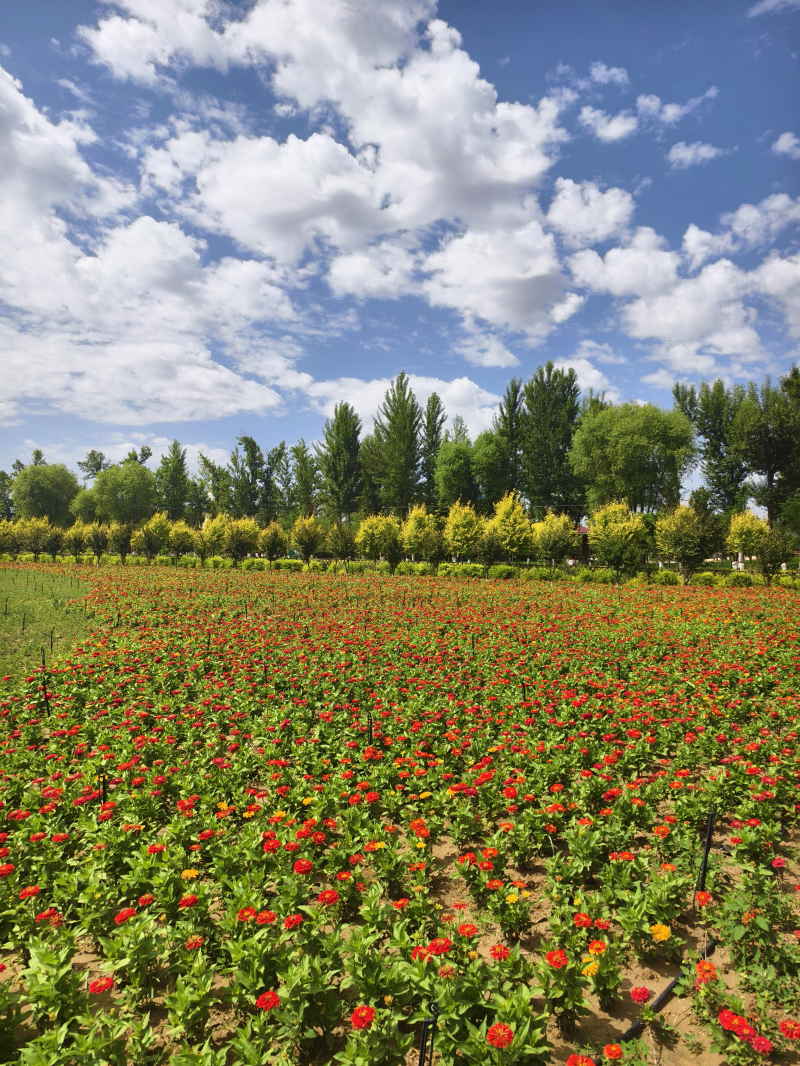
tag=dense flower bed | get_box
[0,565,798,1065]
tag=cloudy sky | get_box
[1,0,798,472]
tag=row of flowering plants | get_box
[0,563,798,1064]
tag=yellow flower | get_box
[302,797,314,805]
[242,811,255,819]
[650,923,670,942]
[467,950,479,960]
[521,891,531,898]
[273,810,286,819]
[505,894,519,904]
[181,869,199,881]
[412,885,426,894]
[217,802,229,811]
[582,962,599,977]
[384,995,394,1006]
[419,792,432,799]
[415,841,425,849]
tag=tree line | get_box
[2,363,799,534]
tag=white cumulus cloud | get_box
[546,178,634,247]
[667,141,729,169]
[772,131,800,160]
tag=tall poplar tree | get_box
[290,440,320,517]
[521,362,584,518]
[372,372,422,515]
[493,377,524,495]
[672,379,749,513]
[730,378,798,526]
[154,440,190,519]
[316,403,363,522]
[419,393,446,510]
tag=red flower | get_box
[115,907,137,925]
[780,1019,800,1040]
[546,949,568,969]
[458,923,478,937]
[19,885,41,900]
[751,1036,772,1055]
[256,990,281,1011]
[487,1023,514,1048]
[198,830,214,841]
[351,1005,375,1030]
[89,977,114,994]
[138,894,154,906]
[393,899,409,910]
[490,945,510,961]
[257,910,276,925]
[179,894,198,909]
[293,858,313,875]
[696,891,712,907]
[317,890,339,907]
[185,935,205,950]
[147,844,165,854]
[630,987,651,1005]
[237,907,256,922]
[573,912,591,928]
[567,1056,594,1066]
[284,913,303,930]
[603,1044,623,1061]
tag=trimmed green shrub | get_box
[272,558,303,573]
[519,567,549,581]
[651,569,680,586]
[777,574,798,589]
[691,571,719,587]
[452,563,483,579]
[488,564,517,580]
[725,571,752,588]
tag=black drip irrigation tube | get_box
[418,1002,439,1066]
[590,807,718,1066]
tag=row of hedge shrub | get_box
[3,552,799,587]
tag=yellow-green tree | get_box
[356,515,386,570]
[493,493,532,560]
[588,501,646,584]
[21,517,51,561]
[132,512,172,561]
[726,511,766,563]
[168,520,196,563]
[193,515,228,564]
[86,522,109,565]
[326,522,356,573]
[107,522,133,565]
[655,506,714,587]
[224,518,260,567]
[727,511,796,586]
[532,511,577,574]
[444,501,482,560]
[260,521,289,571]
[292,515,326,570]
[62,521,86,563]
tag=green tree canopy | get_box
[154,440,190,520]
[493,377,523,496]
[89,460,156,525]
[419,393,446,511]
[372,372,422,515]
[471,431,510,514]
[730,377,798,526]
[521,362,584,519]
[316,403,362,522]
[570,402,696,514]
[673,379,749,514]
[12,463,80,525]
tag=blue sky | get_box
[0,0,798,474]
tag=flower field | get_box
[0,565,799,1066]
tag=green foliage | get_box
[571,402,696,514]
[588,501,647,581]
[316,403,363,522]
[12,464,80,525]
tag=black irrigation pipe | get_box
[417,1002,439,1066]
[589,807,719,1066]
